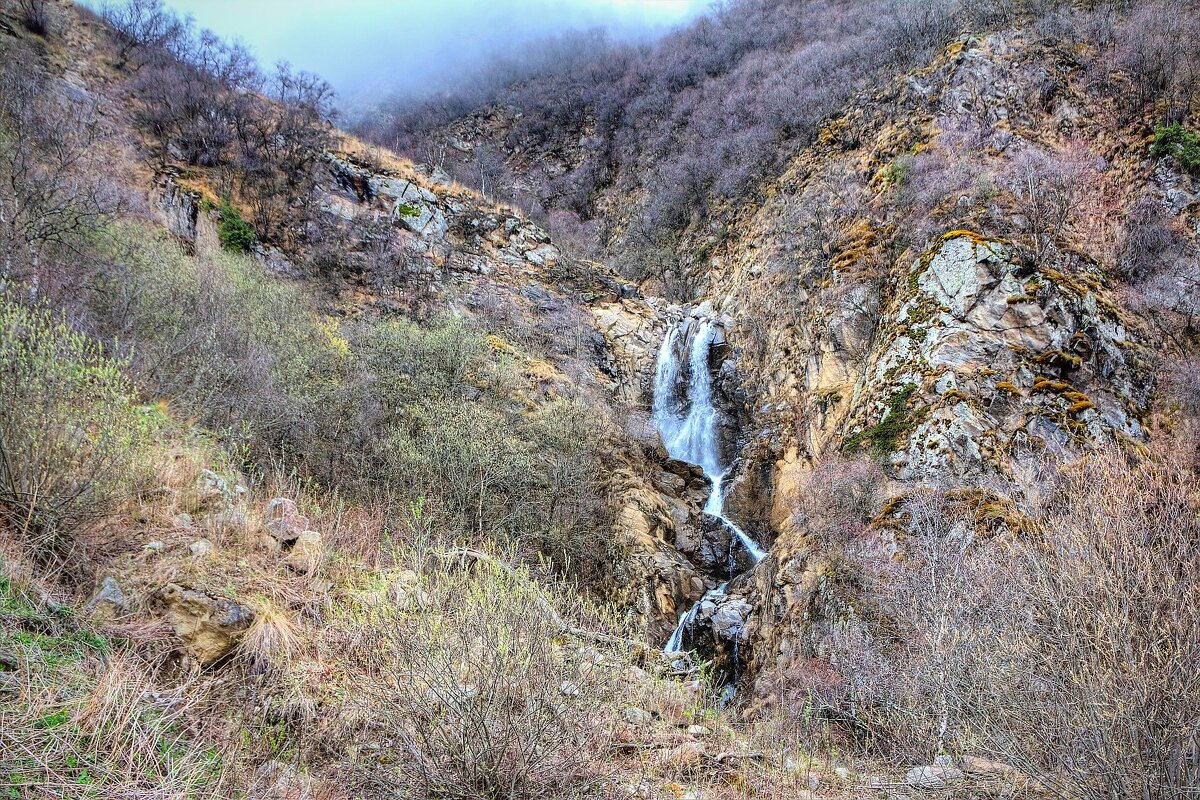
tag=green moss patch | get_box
[843,384,930,457]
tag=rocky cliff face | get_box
[146,30,1182,701]
[566,33,1180,697]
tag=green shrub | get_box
[0,291,150,559]
[358,315,486,405]
[1150,122,1200,173]
[216,198,255,252]
[92,224,346,460]
[842,384,928,457]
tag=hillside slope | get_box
[2,1,1199,799]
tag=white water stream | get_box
[653,319,765,653]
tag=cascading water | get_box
[653,318,766,653]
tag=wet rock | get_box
[591,300,662,405]
[152,584,254,666]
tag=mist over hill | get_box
[150,0,709,110]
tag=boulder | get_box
[905,764,965,790]
[285,530,323,575]
[264,498,308,545]
[623,707,654,725]
[152,584,254,666]
[189,539,214,558]
[85,576,128,618]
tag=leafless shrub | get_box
[1002,142,1099,265]
[331,553,623,800]
[1118,197,1186,283]
[883,0,961,67]
[830,450,1200,796]
[0,50,123,281]
[1107,0,1200,121]
[839,489,1012,759]
[970,450,1200,800]
[785,456,886,546]
[16,0,51,35]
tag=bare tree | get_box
[1003,143,1096,265]
[101,0,189,67]
[0,53,121,283]
[235,63,335,240]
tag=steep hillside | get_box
[365,0,1200,793]
[2,1,1199,799]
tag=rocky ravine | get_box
[149,56,1161,694]
[593,227,1153,693]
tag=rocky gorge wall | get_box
[145,31,1186,702]
[587,32,1188,699]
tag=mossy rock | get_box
[843,384,930,458]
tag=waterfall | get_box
[654,318,766,653]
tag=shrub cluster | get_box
[792,450,1200,800]
[99,0,336,243]
[330,551,624,800]
[82,223,613,577]
[0,291,151,562]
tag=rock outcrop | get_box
[843,231,1147,484]
[152,584,254,666]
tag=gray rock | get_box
[265,498,307,544]
[85,577,128,616]
[905,764,964,789]
[189,539,214,558]
[623,707,653,725]
[707,598,752,639]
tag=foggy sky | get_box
[154,0,710,109]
